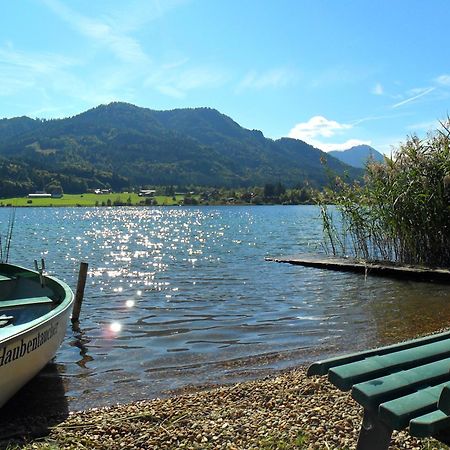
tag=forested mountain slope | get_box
[0,102,361,196]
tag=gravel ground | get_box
[1,366,447,450]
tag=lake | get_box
[1,205,449,410]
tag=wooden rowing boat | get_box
[0,262,74,408]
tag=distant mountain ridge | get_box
[0,102,362,196]
[328,145,384,168]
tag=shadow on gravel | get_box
[0,362,69,448]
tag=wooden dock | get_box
[265,254,450,283]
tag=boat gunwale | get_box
[0,263,74,344]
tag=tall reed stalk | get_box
[319,121,450,267]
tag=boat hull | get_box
[0,264,74,408]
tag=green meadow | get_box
[0,193,189,207]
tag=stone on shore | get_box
[1,367,444,449]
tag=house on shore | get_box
[138,189,156,197]
[28,192,63,198]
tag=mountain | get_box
[328,145,384,169]
[0,102,362,196]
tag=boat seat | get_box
[0,274,13,282]
[0,296,54,309]
[0,314,14,327]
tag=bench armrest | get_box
[438,385,450,415]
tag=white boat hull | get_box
[0,264,74,408]
[0,306,71,408]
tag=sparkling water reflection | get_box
[1,205,449,410]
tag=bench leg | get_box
[356,409,392,450]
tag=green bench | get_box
[307,330,450,449]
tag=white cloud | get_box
[0,45,79,97]
[105,0,187,33]
[316,138,372,152]
[42,0,150,64]
[0,46,76,74]
[42,0,230,100]
[392,87,435,108]
[435,74,450,86]
[161,57,190,71]
[155,84,185,99]
[145,65,229,98]
[351,112,413,126]
[406,120,439,132]
[236,68,298,92]
[0,41,142,116]
[288,116,351,141]
[310,65,371,88]
[175,67,228,91]
[0,1,196,115]
[372,82,384,95]
[28,104,71,118]
[386,74,450,110]
[0,73,34,96]
[288,116,370,152]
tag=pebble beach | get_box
[1,366,445,450]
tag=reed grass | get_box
[319,120,450,267]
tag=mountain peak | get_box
[329,145,384,168]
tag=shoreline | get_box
[0,202,315,208]
[1,366,438,449]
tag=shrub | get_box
[320,120,450,267]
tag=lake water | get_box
[1,205,449,411]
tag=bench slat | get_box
[307,329,450,376]
[328,338,450,390]
[352,358,450,410]
[0,296,53,309]
[378,382,447,430]
[409,410,450,438]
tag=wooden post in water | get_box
[72,262,88,323]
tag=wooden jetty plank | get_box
[265,254,450,283]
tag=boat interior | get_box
[0,265,59,331]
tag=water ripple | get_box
[1,205,449,409]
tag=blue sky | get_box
[1,0,449,154]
